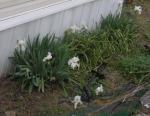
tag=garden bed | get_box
[0,0,150,116]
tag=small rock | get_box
[140,90,150,114]
[136,112,149,116]
[102,101,122,113]
[5,111,16,116]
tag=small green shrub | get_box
[118,55,150,84]
[10,35,70,93]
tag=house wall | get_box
[0,0,123,77]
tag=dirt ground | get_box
[0,78,73,116]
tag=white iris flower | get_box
[70,22,88,33]
[144,103,150,109]
[81,21,88,30]
[95,84,104,95]
[16,40,26,51]
[43,52,52,62]
[70,25,81,33]
[134,5,142,15]
[68,57,80,70]
[72,95,83,109]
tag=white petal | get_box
[144,104,150,108]
[95,84,104,95]
[74,102,78,109]
[81,21,88,30]
[70,25,81,32]
[68,59,72,65]
[43,58,46,62]
[71,63,77,70]
[72,57,79,62]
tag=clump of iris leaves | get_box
[10,14,147,94]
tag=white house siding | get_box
[0,0,63,19]
[0,0,123,77]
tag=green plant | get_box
[145,33,150,40]
[64,30,103,69]
[10,35,70,93]
[63,15,138,84]
[65,15,137,65]
[118,55,150,84]
[94,14,138,55]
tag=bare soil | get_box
[0,78,73,116]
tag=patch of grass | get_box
[94,14,138,55]
[117,55,150,84]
